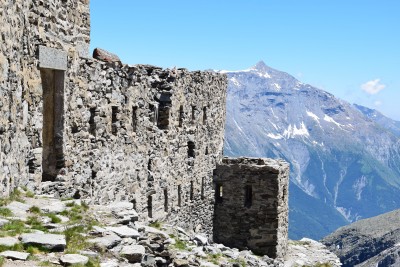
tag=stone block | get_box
[93,48,121,63]
[38,46,67,71]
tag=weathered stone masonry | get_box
[0,0,289,258]
[213,157,289,258]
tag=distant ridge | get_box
[224,62,400,239]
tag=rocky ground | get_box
[0,188,340,267]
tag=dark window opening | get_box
[188,141,195,158]
[111,106,119,135]
[28,158,36,174]
[156,93,172,130]
[205,146,209,155]
[157,105,170,130]
[164,189,168,212]
[149,104,156,123]
[148,158,152,171]
[41,69,65,182]
[178,105,184,127]
[89,107,96,136]
[203,107,207,124]
[191,106,196,123]
[71,122,79,134]
[215,183,223,203]
[190,181,194,201]
[178,185,182,207]
[245,185,253,208]
[132,106,138,132]
[201,177,205,200]
[148,195,153,218]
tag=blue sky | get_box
[90,1,400,120]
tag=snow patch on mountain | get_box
[283,122,310,139]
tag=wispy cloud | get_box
[361,79,386,95]
[374,100,383,107]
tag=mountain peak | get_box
[253,61,269,72]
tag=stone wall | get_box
[213,157,289,258]
[0,0,90,196]
[0,0,227,235]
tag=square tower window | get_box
[244,185,253,208]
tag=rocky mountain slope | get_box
[322,209,400,267]
[222,61,400,240]
[354,104,400,137]
[0,188,340,267]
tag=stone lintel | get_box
[39,46,67,70]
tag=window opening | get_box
[188,141,195,158]
[132,106,138,132]
[89,107,96,136]
[178,105,184,127]
[111,106,119,135]
[215,183,223,203]
[164,189,168,212]
[148,195,153,218]
[191,106,196,123]
[190,181,194,201]
[201,177,205,200]
[178,185,182,207]
[245,185,253,208]
[203,106,207,124]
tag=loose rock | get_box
[60,254,89,266]
[20,233,66,251]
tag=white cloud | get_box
[361,79,386,95]
[374,100,382,107]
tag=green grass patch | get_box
[0,208,12,217]
[0,243,24,253]
[26,216,48,232]
[9,188,24,203]
[0,256,4,267]
[25,191,35,198]
[25,244,50,254]
[149,221,162,229]
[0,220,28,236]
[207,253,223,265]
[29,206,41,214]
[46,213,61,224]
[64,225,91,254]
[173,239,188,250]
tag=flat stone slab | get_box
[107,202,134,212]
[28,197,67,214]
[105,226,140,238]
[20,233,66,251]
[120,245,145,263]
[0,237,19,247]
[6,201,31,219]
[60,254,89,266]
[0,250,30,260]
[38,45,67,70]
[88,233,121,249]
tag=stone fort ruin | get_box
[0,0,289,258]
